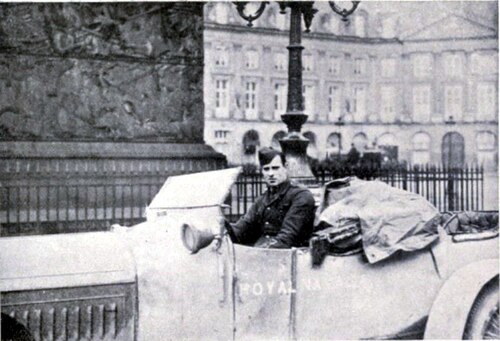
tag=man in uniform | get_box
[227,147,316,249]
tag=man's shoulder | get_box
[287,182,315,199]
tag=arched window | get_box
[442,132,464,168]
[353,132,368,151]
[271,131,286,151]
[242,130,260,155]
[303,131,319,159]
[476,131,497,169]
[412,132,431,165]
[326,133,342,157]
[378,133,398,162]
[378,133,397,147]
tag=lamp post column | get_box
[279,3,315,180]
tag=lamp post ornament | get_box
[233,1,360,181]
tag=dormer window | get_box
[215,3,229,24]
[327,15,340,34]
[381,16,397,38]
[354,15,366,37]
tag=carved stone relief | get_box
[0,3,205,142]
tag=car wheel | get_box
[463,278,499,339]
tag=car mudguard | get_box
[424,258,499,339]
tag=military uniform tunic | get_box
[229,180,316,248]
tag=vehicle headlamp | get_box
[181,223,215,254]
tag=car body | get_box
[1,167,498,340]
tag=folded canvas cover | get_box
[317,177,440,264]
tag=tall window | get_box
[242,130,260,156]
[353,132,368,151]
[326,133,342,156]
[412,53,432,78]
[477,82,497,121]
[444,85,463,120]
[352,85,366,122]
[471,52,498,75]
[303,131,319,159]
[353,58,366,75]
[378,133,397,147]
[214,46,229,67]
[273,83,287,121]
[303,54,314,72]
[328,84,342,122]
[245,50,259,69]
[354,15,366,37]
[412,85,431,122]
[329,56,341,75]
[476,131,497,169]
[214,130,230,144]
[380,86,396,122]
[271,131,286,151]
[302,84,315,118]
[274,53,287,71]
[381,58,396,77]
[215,79,229,118]
[444,54,463,77]
[244,81,258,120]
[412,133,431,165]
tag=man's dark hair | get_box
[258,147,286,166]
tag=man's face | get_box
[262,155,288,187]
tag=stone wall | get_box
[0,3,205,142]
[0,3,227,235]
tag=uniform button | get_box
[266,207,271,211]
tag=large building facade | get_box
[203,2,498,169]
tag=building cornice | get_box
[205,23,497,47]
[404,35,498,44]
[205,22,403,45]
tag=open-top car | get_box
[1,167,498,340]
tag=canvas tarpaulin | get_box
[316,177,440,264]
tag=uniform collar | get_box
[267,180,291,197]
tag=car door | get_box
[232,244,294,340]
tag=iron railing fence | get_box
[0,176,165,236]
[224,164,484,222]
[0,164,484,236]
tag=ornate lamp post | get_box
[234,1,360,180]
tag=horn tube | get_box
[181,223,215,254]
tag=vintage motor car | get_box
[1,167,498,340]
